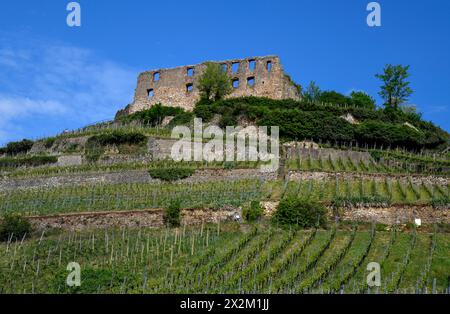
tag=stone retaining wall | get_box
[30,208,238,232]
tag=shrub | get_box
[148,167,195,182]
[164,200,181,227]
[43,137,56,149]
[87,131,147,147]
[2,139,34,156]
[119,103,185,126]
[85,131,147,162]
[192,96,448,150]
[219,113,238,128]
[273,197,327,228]
[0,214,33,242]
[355,120,425,150]
[350,91,376,109]
[243,201,264,222]
[431,198,450,210]
[318,91,352,106]
[167,111,194,127]
[223,161,236,170]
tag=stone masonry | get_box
[119,55,301,115]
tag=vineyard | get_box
[0,177,448,216]
[0,123,449,295]
[0,223,448,294]
[2,150,449,180]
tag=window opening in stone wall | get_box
[187,67,194,77]
[266,61,272,72]
[186,83,194,93]
[232,78,239,88]
[247,77,255,87]
[249,59,256,71]
[153,72,160,81]
[147,89,154,99]
[221,64,228,72]
[232,62,240,73]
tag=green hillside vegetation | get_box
[193,96,448,151]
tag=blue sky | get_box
[0,0,449,145]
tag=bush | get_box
[273,197,327,228]
[243,201,264,222]
[219,113,238,128]
[223,161,236,170]
[164,200,181,227]
[350,91,376,109]
[431,198,450,210]
[43,137,56,149]
[167,111,194,127]
[0,214,33,242]
[355,120,425,150]
[87,131,147,147]
[118,103,185,126]
[318,91,352,106]
[1,139,34,156]
[148,167,195,182]
[192,96,449,150]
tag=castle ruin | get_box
[119,55,301,115]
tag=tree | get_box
[318,91,352,105]
[350,91,376,109]
[303,81,322,103]
[198,62,232,101]
[375,64,413,109]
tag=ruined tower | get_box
[119,55,301,115]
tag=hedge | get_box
[148,167,195,182]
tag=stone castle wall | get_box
[120,55,301,115]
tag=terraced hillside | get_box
[0,100,449,295]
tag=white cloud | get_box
[0,36,136,145]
